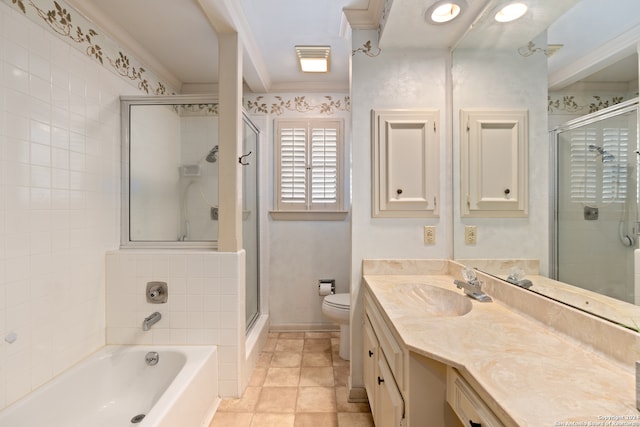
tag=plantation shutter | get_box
[570,126,627,205]
[275,119,342,211]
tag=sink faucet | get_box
[142,312,162,331]
[454,268,492,302]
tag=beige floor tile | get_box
[248,367,268,387]
[250,413,295,427]
[257,351,273,367]
[301,351,332,367]
[300,367,335,387]
[335,386,371,413]
[263,337,278,352]
[217,386,261,412]
[304,331,333,339]
[333,364,349,387]
[294,412,339,427]
[337,412,375,427]
[209,411,253,427]
[255,387,298,413]
[276,338,305,352]
[263,367,301,387]
[250,414,295,427]
[271,351,303,367]
[278,332,305,339]
[332,350,349,367]
[296,386,337,413]
[304,338,332,352]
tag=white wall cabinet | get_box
[460,109,528,218]
[372,109,440,218]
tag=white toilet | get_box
[322,293,351,360]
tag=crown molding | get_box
[343,0,385,29]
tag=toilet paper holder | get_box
[318,279,335,295]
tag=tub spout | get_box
[142,312,162,331]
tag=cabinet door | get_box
[372,109,440,218]
[363,314,378,414]
[377,356,404,427]
[460,109,528,218]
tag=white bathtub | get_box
[0,345,219,427]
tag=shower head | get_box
[205,145,219,163]
[588,144,615,163]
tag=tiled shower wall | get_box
[105,250,245,397]
[0,0,139,410]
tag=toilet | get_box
[322,293,351,360]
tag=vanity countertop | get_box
[364,273,638,426]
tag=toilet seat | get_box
[323,293,350,309]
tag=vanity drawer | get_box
[364,291,404,390]
[447,367,504,427]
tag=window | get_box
[273,119,346,219]
[569,126,628,205]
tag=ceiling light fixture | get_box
[295,45,331,73]
[425,0,466,24]
[494,2,528,23]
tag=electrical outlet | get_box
[424,226,436,245]
[464,225,477,245]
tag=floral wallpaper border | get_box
[245,95,350,116]
[6,0,176,94]
[548,94,637,114]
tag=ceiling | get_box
[64,0,638,93]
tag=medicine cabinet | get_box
[460,109,528,218]
[371,109,440,218]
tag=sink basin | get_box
[392,283,472,317]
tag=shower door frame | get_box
[549,97,639,282]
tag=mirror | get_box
[121,96,220,248]
[452,0,640,330]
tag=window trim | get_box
[272,118,347,220]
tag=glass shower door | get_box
[243,114,260,331]
[554,103,638,303]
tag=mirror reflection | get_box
[452,0,640,330]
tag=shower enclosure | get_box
[121,95,261,331]
[551,99,638,304]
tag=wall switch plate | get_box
[424,226,436,245]
[464,225,477,245]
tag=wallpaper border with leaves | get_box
[244,94,351,116]
[5,0,176,94]
[548,92,638,114]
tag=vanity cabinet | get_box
[363,284,508,427]
[447,367,504,427]
[364,292,405,426]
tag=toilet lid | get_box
[325,293,350,309]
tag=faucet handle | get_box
[461,267,477,283]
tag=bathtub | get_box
[0,345,219,427]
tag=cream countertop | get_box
[363,273,638,426]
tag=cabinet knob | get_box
[504,188,510,195]
[377,376,384,385]
[469,421,481,427]
[368,350,374,357]
[396,188,403,195]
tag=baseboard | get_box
[269,323,339,332]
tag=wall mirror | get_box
[121,95,220,248]
[452,0,640,331]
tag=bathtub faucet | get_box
[142,312,162,331]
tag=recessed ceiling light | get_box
[425,0,466,24]
[494,2,528,23]
[295,46,331,73]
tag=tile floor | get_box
[210,331,374,427]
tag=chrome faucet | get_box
[454,268,492,302]
[142,312,162,331]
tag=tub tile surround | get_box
[362,259,640,426]
[105,250,247,397]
